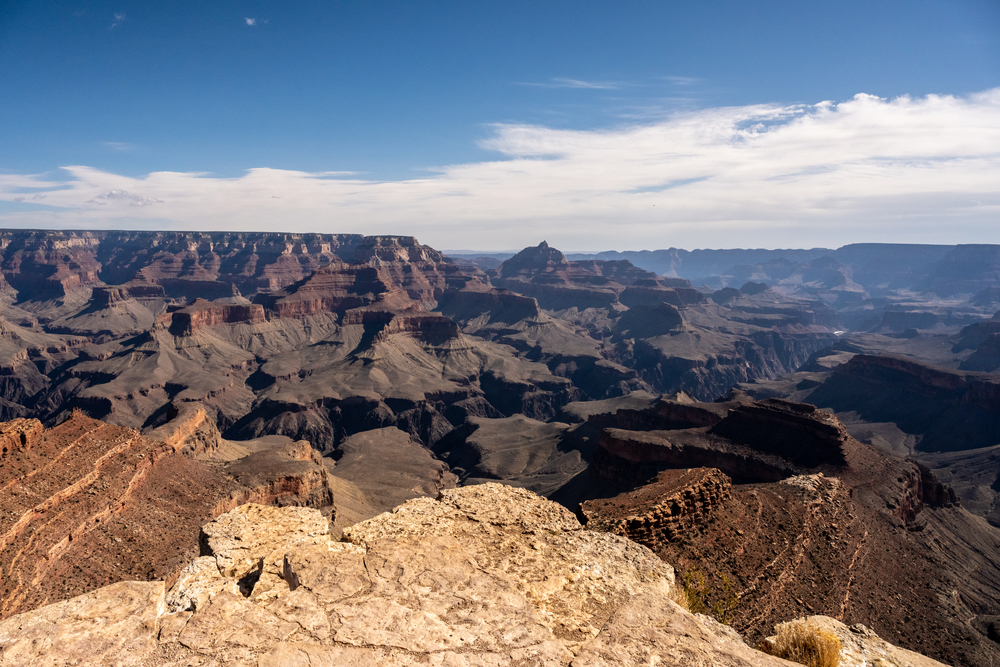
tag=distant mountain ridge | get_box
[454,243,1000,295]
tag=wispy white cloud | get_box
[661,76,702,86]
[245,17,256,26]
[519,77,623,90]
[1,90,998,250]
[102,142,135,151]
[110,12,126,29]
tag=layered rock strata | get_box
[0,483,947,666]
[580,467,732,548]
[0,410,334,621]
[572,393,998,665]
[808,353,1000,453]
[493,241,694,311]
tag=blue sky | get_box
[1,1,999,250]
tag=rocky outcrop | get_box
[565,387,1000,665]
[584,395,726,432]
[960,332,1000,372]
[165,299,267,335]
[619,283,705,308]
[710,399,849,468]
[437,286,542,324]
[0,580,166,666]
[808,353,1000,453]
[954,318,1000,352]
[762,616,949,667]
[494,241,669,311]
[0,483,916,667]
[0,411,334,621]
[583,396,852,490]
[379,311,463,345]
[0,484,954,667]
[143,401,224,458]
[581,467,733,549]
[0,417,43,456]
[215,438,335,514]
[351,235,486,302]
[612,302,683,339]
[592,426,798,488]
[252,262,403,318]
[914,461,959,508]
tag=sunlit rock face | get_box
[0,483,882,667]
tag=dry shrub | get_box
[675,568,739,623]
[668,580,691,611]
[759,619,841,667]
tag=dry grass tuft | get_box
[759,619,841,667]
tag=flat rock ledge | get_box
[0,483,945,667]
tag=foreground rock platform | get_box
[0,483,946,666]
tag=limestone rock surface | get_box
[0,484,941,667]
[0,581,164,667]
[762,616,949,667]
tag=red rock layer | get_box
[353,236,488,303]
[253,263,406,319]
[0,230,368,300]
[575,394,996,665]
[164,300,267,335]
[0,411,333,620]
[0,233,103,298]
[581,467,733,547]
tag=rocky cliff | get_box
[580,467,733,548]
[0,230,368,301]
[493,241,683,311]
[808,353,1000,453]
[0,484,948,666]
[0,409,335,620]
[567,392,1000,665]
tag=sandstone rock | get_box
[0,483,831,666]
[0,417,42,456]
[176,591,298,652]
[0,581,164,666]
[198,503,330,579]
[761,616,949,667]
[164,557,239,613]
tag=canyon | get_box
[2,230,1000,665]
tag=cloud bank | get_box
[2,90,998,250]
